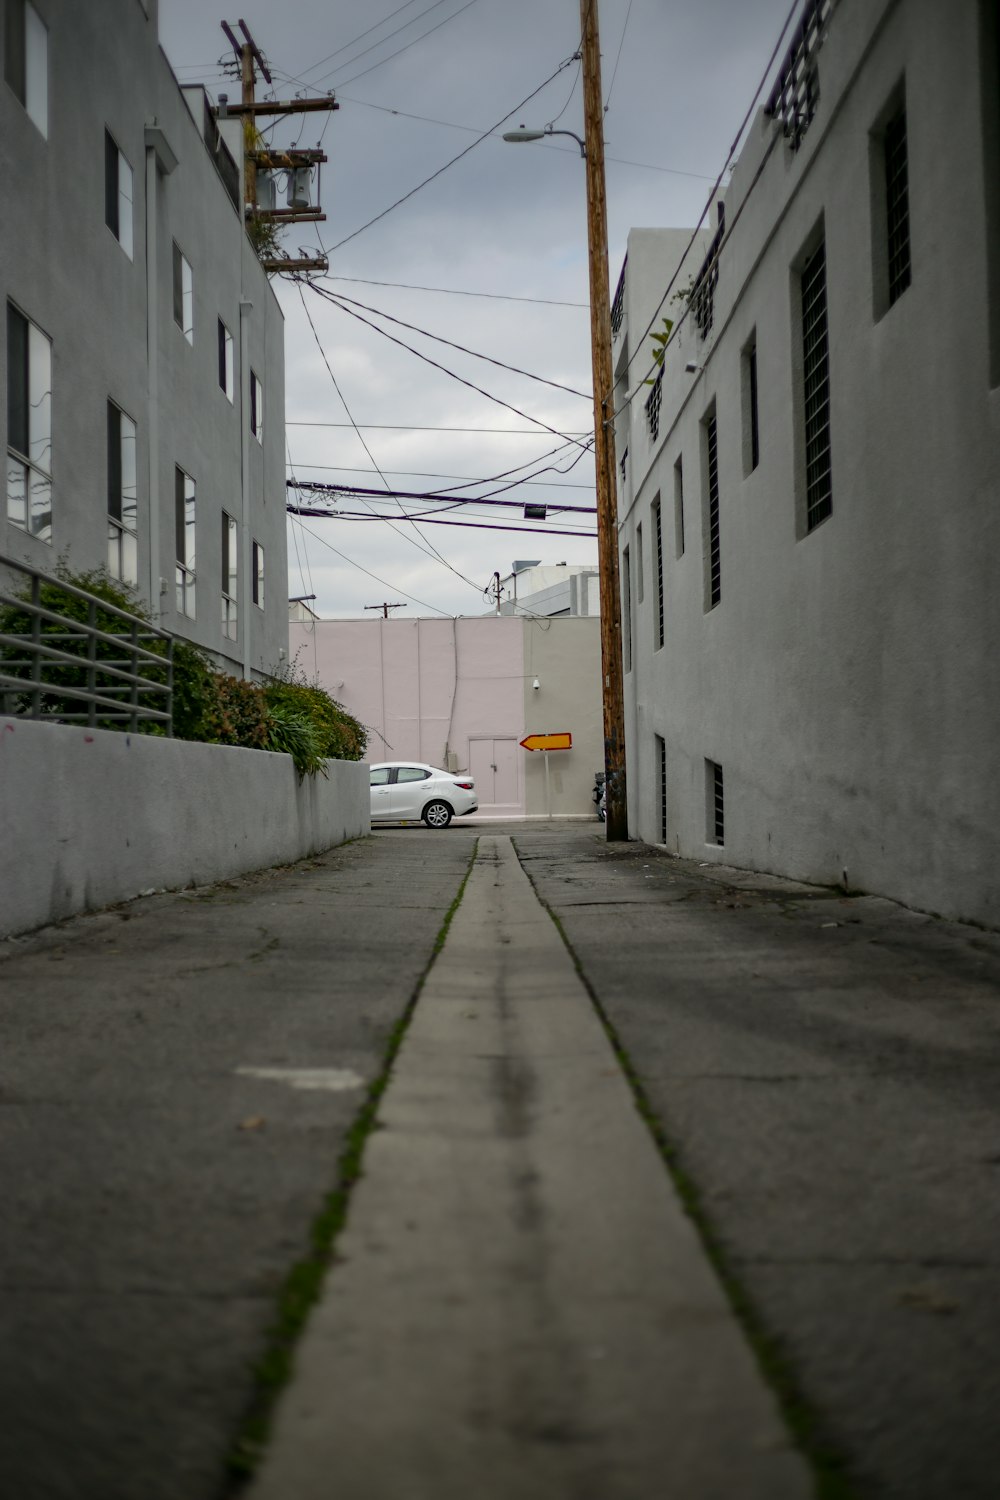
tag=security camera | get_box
[532,677,540,691]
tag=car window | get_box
[369,767,391,785]
[396,766,431,783]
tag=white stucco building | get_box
[495,561,601,618]
[613,0,1000,926]
[1,0,288,676]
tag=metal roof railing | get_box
[0,553,173,734]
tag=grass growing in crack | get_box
[226,841,478,1485]
[514,847,859,1500]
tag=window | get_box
[107,402,137,585]
[742,334,759,474]
[217,319,234,400]
[622,545,632,673]
[250,372,263,443]
[656,735,667,844]
[174,467,196,618]
[801,238,832,530]
[221,511,238,641]
[6,302,52,541]
[172,244,193,343]
[706,760,725,845]
[884,106,911,306]
[369,767,391,786]
[652,495,664,650]
[4,0,47,137]
[397,767,431,783]
[703,411,721,609]
[104,130,134,259]
[764,0,832,150]
[635,523,644,604]
[252,539,264,608]
[674,456,685,558]
[645,367,663,442]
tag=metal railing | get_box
[0,553,173,734]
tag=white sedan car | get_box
[369,762,478,829]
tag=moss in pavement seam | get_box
[513,847,858,1500]
[225,840,479,1487]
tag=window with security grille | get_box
[742,336,759,474]
[652,496,664,650]
[636,523,644,604]
[6,302,52,541]
[674,456,684,558]
[707,760,724,845]
[801,240,832,530]
[705,414,721,608]
[645,368,663,442]
[107,402,137,586]
[885,106,911,305]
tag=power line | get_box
[331,92,719,181]
[288,504,596,539]
[319,0,483,90]
[286,480,596,513]
[285,420,591,434]
[604,0,633,113]
[612,0,800,413]
[306,283,592,452]
[285,460,594,490]
[295,283,486,595]
[288,515,453,616]
[327,54,576,252]
[291,0,427,83]
[313,286,591,400]
[325,273,585,308]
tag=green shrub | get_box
[1,566,367,776]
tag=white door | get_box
[469,738,520,812]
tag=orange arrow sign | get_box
[520,732,572,752]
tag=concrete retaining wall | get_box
[0,717,369,939]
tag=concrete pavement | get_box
[247,836,809,1500]
[1,820,998,1498]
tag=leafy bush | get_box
[0,565,367,777]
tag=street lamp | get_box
[502,0,628,841]
[502,124,587,158]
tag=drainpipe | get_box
[239,297,253,677]
[143,125,176,618]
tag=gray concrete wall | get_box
[0,716,368,939]
[613,0,1000,928]
[521,616,603,817]
[0,0,288,677]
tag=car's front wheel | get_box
[422,800,452,829]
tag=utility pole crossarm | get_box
[217,97,338,118]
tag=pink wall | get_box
[290,617,527,814]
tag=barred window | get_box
[652,495,664,650]
[885,106,911,306]
[645,368,663,442]
[801,240,832,530]
[705,413,721,608]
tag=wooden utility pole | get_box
[219,21,335,274]
[364,602,406,619]
[580,0,627,841]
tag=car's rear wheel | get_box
[423,800,452,829]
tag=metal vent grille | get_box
[653,498,664,649]
[885,108,911,306]
[645,368,663,442]
[707,415,721,607]
[801,240,832,530]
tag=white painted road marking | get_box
[235,1066,365,1092]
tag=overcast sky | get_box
[158,0,796,619]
